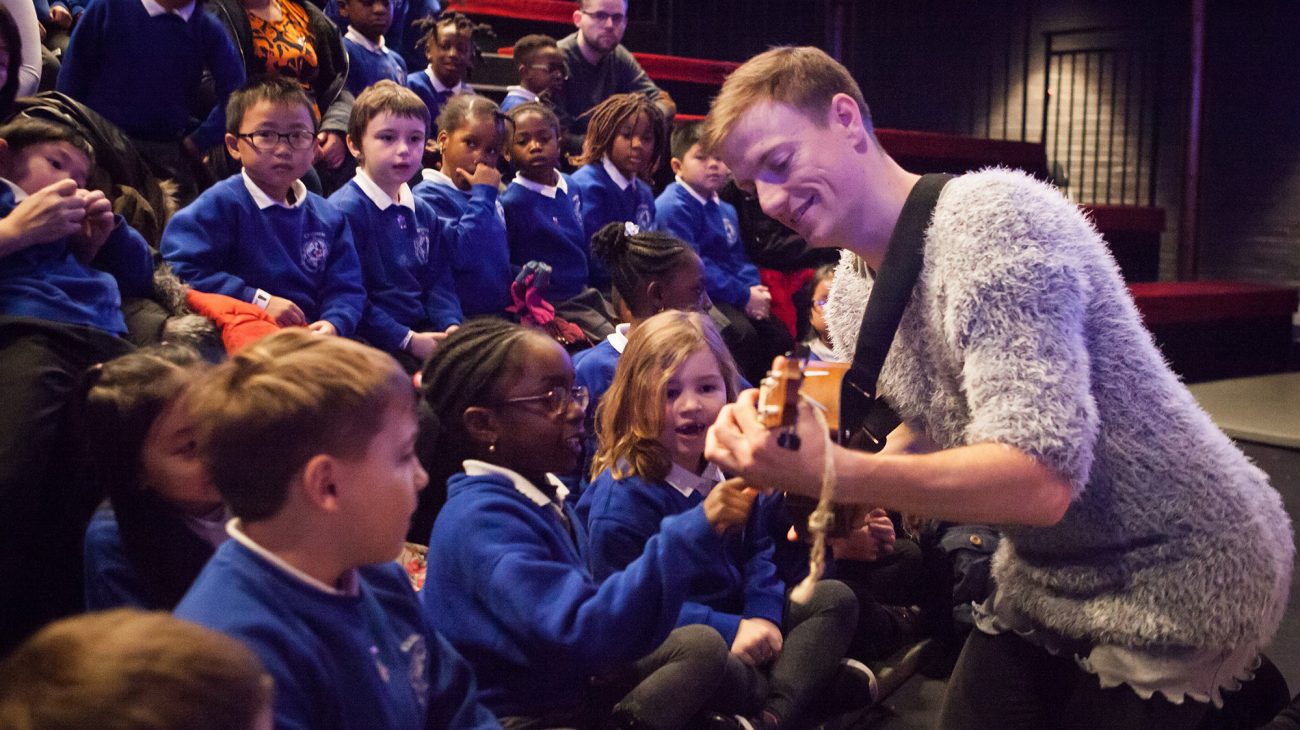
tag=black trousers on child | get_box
[939,628,1210,730]
[0,317,134,654]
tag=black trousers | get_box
[939,628,1210,730]
[0,317,133,655]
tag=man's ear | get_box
[299,454,342,513]
[828,93,869,150]
[224,133,243,164]
[572,8,583,28]
[462,406,498,451]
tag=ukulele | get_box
[755,350,858,538]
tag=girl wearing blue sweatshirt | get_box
[570,93,665,294]
[580,311,876,730]
[412,94,512,317]
[501,101,617,342]
[418,318,758,729]
[80,345,227,611]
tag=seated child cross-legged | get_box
[161,77,366,339]
[412,94,513,318]
[174,329,498,730]
[0,116,153,651]
[81,344,227,611]
[501,102,617,342]
[655,122,792,384]
[579,311,876,730]
[570,93,664,294]
[419,318,759,728]
[329,80,461,366]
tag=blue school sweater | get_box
[571,159,655,292]
[0,185,152,334]
[656,182,759,309]
[342,30,408,96]
[328,177,461,352]
[176,533,499,730]
[498,87,536,113]
[160,173,366,336]
[82,507,144,610]
[56,0,245,148]
[411,170,512,316]
[579,468,785,646]
[423,463,727,718]
[499,173,588,302]
[406,70,473,135]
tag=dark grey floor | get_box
[860,440,1300,728]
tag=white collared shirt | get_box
[607,322,630,354]
[425,69,470,96]
[665,461,725,498]
[241,169,308,210]
[511,170,568,199]
[344,25,387,54]
[352,168,415,211]
[503,85,539,104]
[226,518,360,596]
[676,175,720,207]
[141,0,195,20]
[602,156,633,191]
[463,459,569,510]
[421,167,456,189]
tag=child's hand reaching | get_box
[70,189,116,264]
[307,320,337,336]
[457,163,501,190]
[702,477,756,534]
[407,325,458,359]
[266,296,306,326]
[829,508,896,562]
[744,285,772,320]
[732,617,782,667]
[0,179,86,257]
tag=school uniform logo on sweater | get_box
[723,216,739,246]
[401,633,431,708]
[414,227,430,265]
[635,203,653,230]
[570,192,583,225]
[301,232,329,273]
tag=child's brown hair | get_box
[226,75,320,134]
[347,79,430,147]
[592,310,739,482]
[188,329,412,521]
[0,609,272,730]
[571,92,666,181]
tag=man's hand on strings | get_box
[705,386,831,498]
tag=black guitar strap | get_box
[840,173,954,451]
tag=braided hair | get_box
[410,318,544,539]
[571,92,666,181]
[414,12,492,69]
[589,221,700,318]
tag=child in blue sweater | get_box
[412,94,511,317]
[406,12,477,137]
[0,116,152,652]
[501,33,565,113]
[418,318,759,727]
[57,0,245,201]
[175,329,498,730]
[581,311,876,730]
[571,93,664,293]
[330,81,460,364]
[339,0,408,96]
[161,77,366,338]
[502,101,616,341]
[81,345,228,612]
[656,121,792,384]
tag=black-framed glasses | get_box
[579,9,626,24]
[237,130,317,152]
[500,385,589,415]
[528,62,569,80]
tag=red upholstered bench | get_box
[448,0,574,25]
[496,47,740,87]
[1127,281,1298,382]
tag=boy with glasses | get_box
[501,34,566,113]
[162,77,366,338]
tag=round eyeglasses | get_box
[237,130,317,152]
[499,385,589,416]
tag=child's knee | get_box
[807,579,859,624]
[665,624,730,670]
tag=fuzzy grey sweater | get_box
[825,168,1293,653]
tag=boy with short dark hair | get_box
[161,77,366,338]
[175,328,499,730]
[340,0,408,96]
[0,116,153,652]
[501,34,565,113]
[329,80,461,363]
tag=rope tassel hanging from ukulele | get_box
[789,396,836,604]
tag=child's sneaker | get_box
[821,658,879,715]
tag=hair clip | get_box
[624,221,640,236]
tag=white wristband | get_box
[253,289,272,310]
